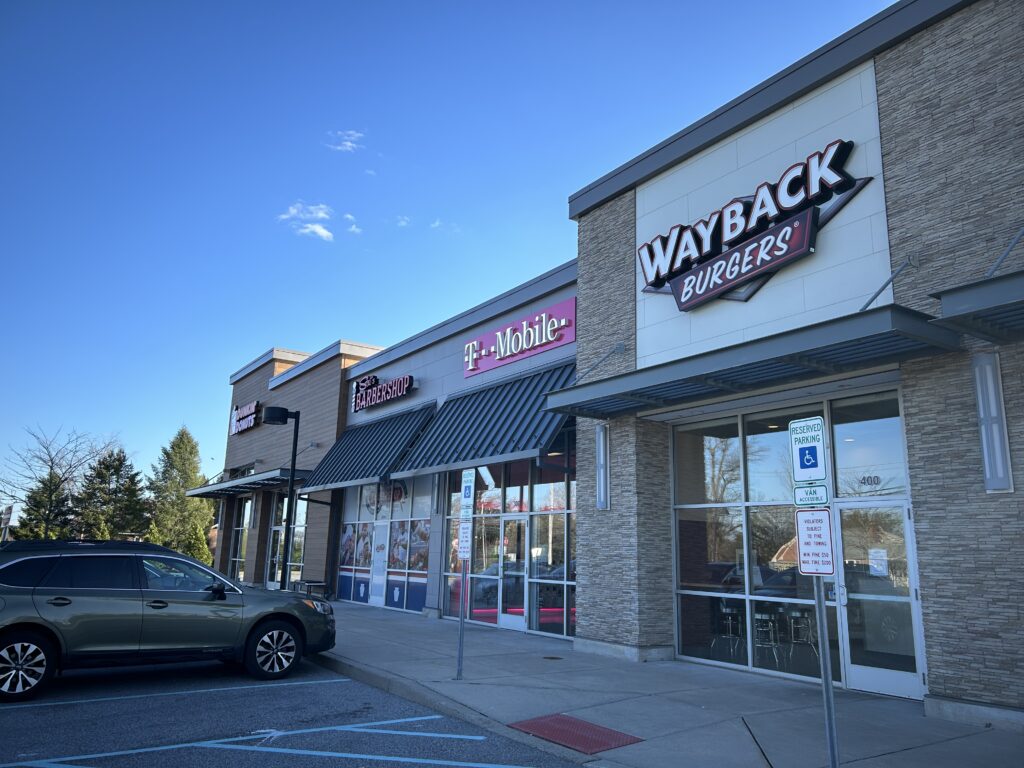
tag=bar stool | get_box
[711,603,744,659]
[785,606,818,666]
[754,610,782,669]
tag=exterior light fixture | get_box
[261,405,302,588]
[972,352,1013,492]
[595,422,610,510]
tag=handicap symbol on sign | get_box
[800,446,819,468]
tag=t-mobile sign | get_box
[462,297,575,377]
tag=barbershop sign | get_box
[230,400,260,435]
[353,374,414,412]
[463,297,576,377]
[638,139,870,312]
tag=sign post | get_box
[455,469,475,680]
[796,507,840,768]
[790,415,839,768]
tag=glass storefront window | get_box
[339,522,356,568]
[505,461,529,513]
[389,521,410,569]
[390,480,412,518]
[752,600,840,681]
[530,582,565,635]
[674,419,742,504]
[678,594,748,666]
[747,505,814,600]
[839,507,910,597]
[677,507,744,593]
[475,465,502,513]
[409,519,430,571]
[360,484,380,520]
[469,576,498,624]
[471,517,500,574]
[412,475,433,518]
[745,406,823,502]
[530,514,565,579]
[355,522,373,567]
[832,392,906,497]
[229,497,252,582]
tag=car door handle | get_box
[146,600,169,610]
[46,597,72,607]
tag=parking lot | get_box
[0,660,578,768]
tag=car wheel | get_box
[245,621,303,680]
[0,631,55,702]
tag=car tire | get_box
[244,621,303,680]
[0,631,56,702]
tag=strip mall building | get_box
[190,0,1023,729]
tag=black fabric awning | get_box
[545,306,960,419]
[931,269,1024,344]
[186,468,311,499]
[392,362,575,478]
[301,405,435,494]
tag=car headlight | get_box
[302,599,333,615]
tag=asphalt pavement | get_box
[0,660,580,768]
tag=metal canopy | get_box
[545,306,960,419]
[301,405,435,494]
[393,362,575,479]
[185,468,311,499]
[931,269,1024,344]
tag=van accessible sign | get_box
[463,297,575,377]
[637,139,871,312]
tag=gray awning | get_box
[392,362,575,478]
[545,306,960,419]
[186,468,311,499]
[301,405,436,494]
[931,269,1024,343]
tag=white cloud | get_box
[397,216,410,228]
[343,213,356,222]
[297,223,334,242]
[364,169,377,176]
[325,129,365,152]
[430,218,441,229]
[347,223,362,235]
[278,201,333,221]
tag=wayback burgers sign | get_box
[638,139,871,312]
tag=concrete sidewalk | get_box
[317,602,1022,768]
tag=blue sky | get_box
[0,1,893,481]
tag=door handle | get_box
[146,600,169,610]
[838,585,848,607]
[46,597,72,607]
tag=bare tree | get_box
[0,427,114,539]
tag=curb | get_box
[310,652,597,765]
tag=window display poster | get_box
[868,548,889,577]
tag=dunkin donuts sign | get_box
[638,139,870,312]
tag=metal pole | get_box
[814,576,840,768]
[279,411,300,591]
[456,558,467,680]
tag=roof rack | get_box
[0,540,174,553]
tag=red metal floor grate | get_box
[508,713,643,754]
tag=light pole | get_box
[262,406,300,591]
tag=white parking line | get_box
[4,676,351,710]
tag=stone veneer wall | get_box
[875,0,1023,710]
[575,190,675,656]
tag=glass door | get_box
[499,516,527,630]
[833,502,923,698]
[265,495,286,589]
[369,521,389,607]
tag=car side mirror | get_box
[209,582,227,600]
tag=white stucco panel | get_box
[635,60,893,370]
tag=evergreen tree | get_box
[148,427,214,560]
[76,448,149,539]
[15,471,75,539]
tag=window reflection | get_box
[675,419,742,504]
[832,393,906,497]
[475,465,502,513]
[676,508,744,592]
[745,407,822,502]
[747,506,815,600]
